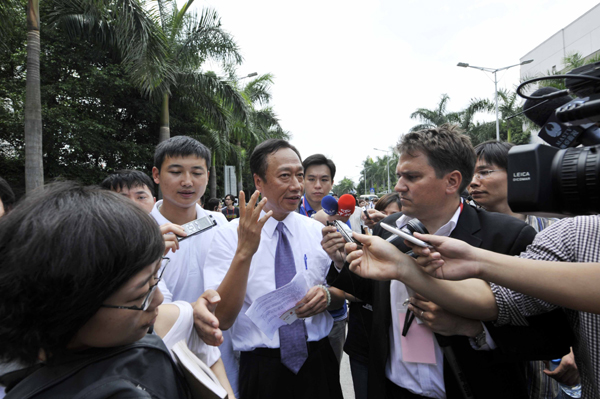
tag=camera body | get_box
[507,144,600,215]
[509,62,600,215]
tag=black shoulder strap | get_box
[6,335,176,399]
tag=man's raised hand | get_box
[236,190,272,258]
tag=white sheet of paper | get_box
[245,272,311,339]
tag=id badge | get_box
[397,292,436,364]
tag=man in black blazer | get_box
[326,125,572,399]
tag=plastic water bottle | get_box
[549,359,582,398]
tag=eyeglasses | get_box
[473,170,502,180]
[101,258,170,311]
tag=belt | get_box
[244,337,330,358]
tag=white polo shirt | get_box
[204,211,334,352]
[151,201,228,303]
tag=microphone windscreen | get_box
[337,194,356,217]
[321,195,338,216]
[523,87,573,127]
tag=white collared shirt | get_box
[151,201,228,303]
[386,203,463,399]
[204,211,334,352]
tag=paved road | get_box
[340,351,355,399]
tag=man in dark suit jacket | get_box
[325,125,572,399]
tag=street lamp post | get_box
[374,148,392,193]
[457,59,533,141]
[363,168,366,195]
[238,72,258,80]
[356,165,367,195]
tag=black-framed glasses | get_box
[101,258,170,311]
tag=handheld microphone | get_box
[321,195,338,216]
[337,194,356,217]
[524,87,600,148]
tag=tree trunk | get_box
[236,140,243,193]
[209,150,217,199]
[159,92,170,142]
[25,0,43,192]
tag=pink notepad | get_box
[399,312,437,364]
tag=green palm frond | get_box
[175,71,248,132]
[49,0,176,96]
[243,74,274,106]
[409,94,454,131]
[175,7,242,70]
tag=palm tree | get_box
[228,73,287,194]
[25,0,43,192]
[197,73,288,198]
[409,94,462,132]
[333,178,355,195]
[358,156,376,195]
[496,89,529,144]
[462,90,530,145]
[21,0,174,192]
[531,52,600,91]
[53,0,248,143]
[153,1,247,142]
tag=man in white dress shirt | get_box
[204,139,344,399]
[149,136,239,397]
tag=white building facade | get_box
[520,4,600,79]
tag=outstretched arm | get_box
[192,289,223,346]
[411,233,600,314]
[345,233,498,321]
[216,191,272,330]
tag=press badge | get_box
[397,290,436,364]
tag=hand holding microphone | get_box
[314,194,356,225]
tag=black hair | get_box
[0,177,15,214]
[474,140,515,171]
[375,192,402,213]
[250,139,302,182]
[0,182,164,365]
[100,169,156,197]
[397,124,476,193]
[154,136,211,172]
[205,198,220,212]
[224,194,236,202]
[302,154,336,180]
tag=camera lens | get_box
[552,145,600,214]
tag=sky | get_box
[192,0,600,190]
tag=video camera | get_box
[508,62,600,215]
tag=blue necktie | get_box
[275,222,308,374]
